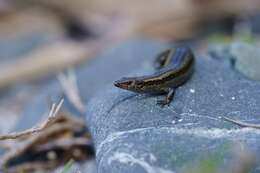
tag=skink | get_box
[114,46,195,106]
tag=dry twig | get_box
[58,70,85,113]
[0,99,64,140]
[222,116,260,129]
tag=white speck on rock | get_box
[172,120,176,124]
[178,119,183,122]
[108,152,174,173]
[189,89,195,93]
[231,96,236,100]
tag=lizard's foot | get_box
[156,99,170,107]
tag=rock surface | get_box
[12,39,260,173]
[85,43,260,172]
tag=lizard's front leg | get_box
[157,88,175,107]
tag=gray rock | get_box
[208,41,260,81]
[230,42,260,80]
[86,51,260,172]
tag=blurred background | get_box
[0,0,260,172]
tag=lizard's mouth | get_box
[114,80,129,89]
[114,78,132,90]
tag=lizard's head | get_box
[114,77,144,92]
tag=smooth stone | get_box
[208,41,260,81]
[86,53,260,172]
[230,42,260,80]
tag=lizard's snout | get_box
[114,78,132,90]
[114,80,127,89]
